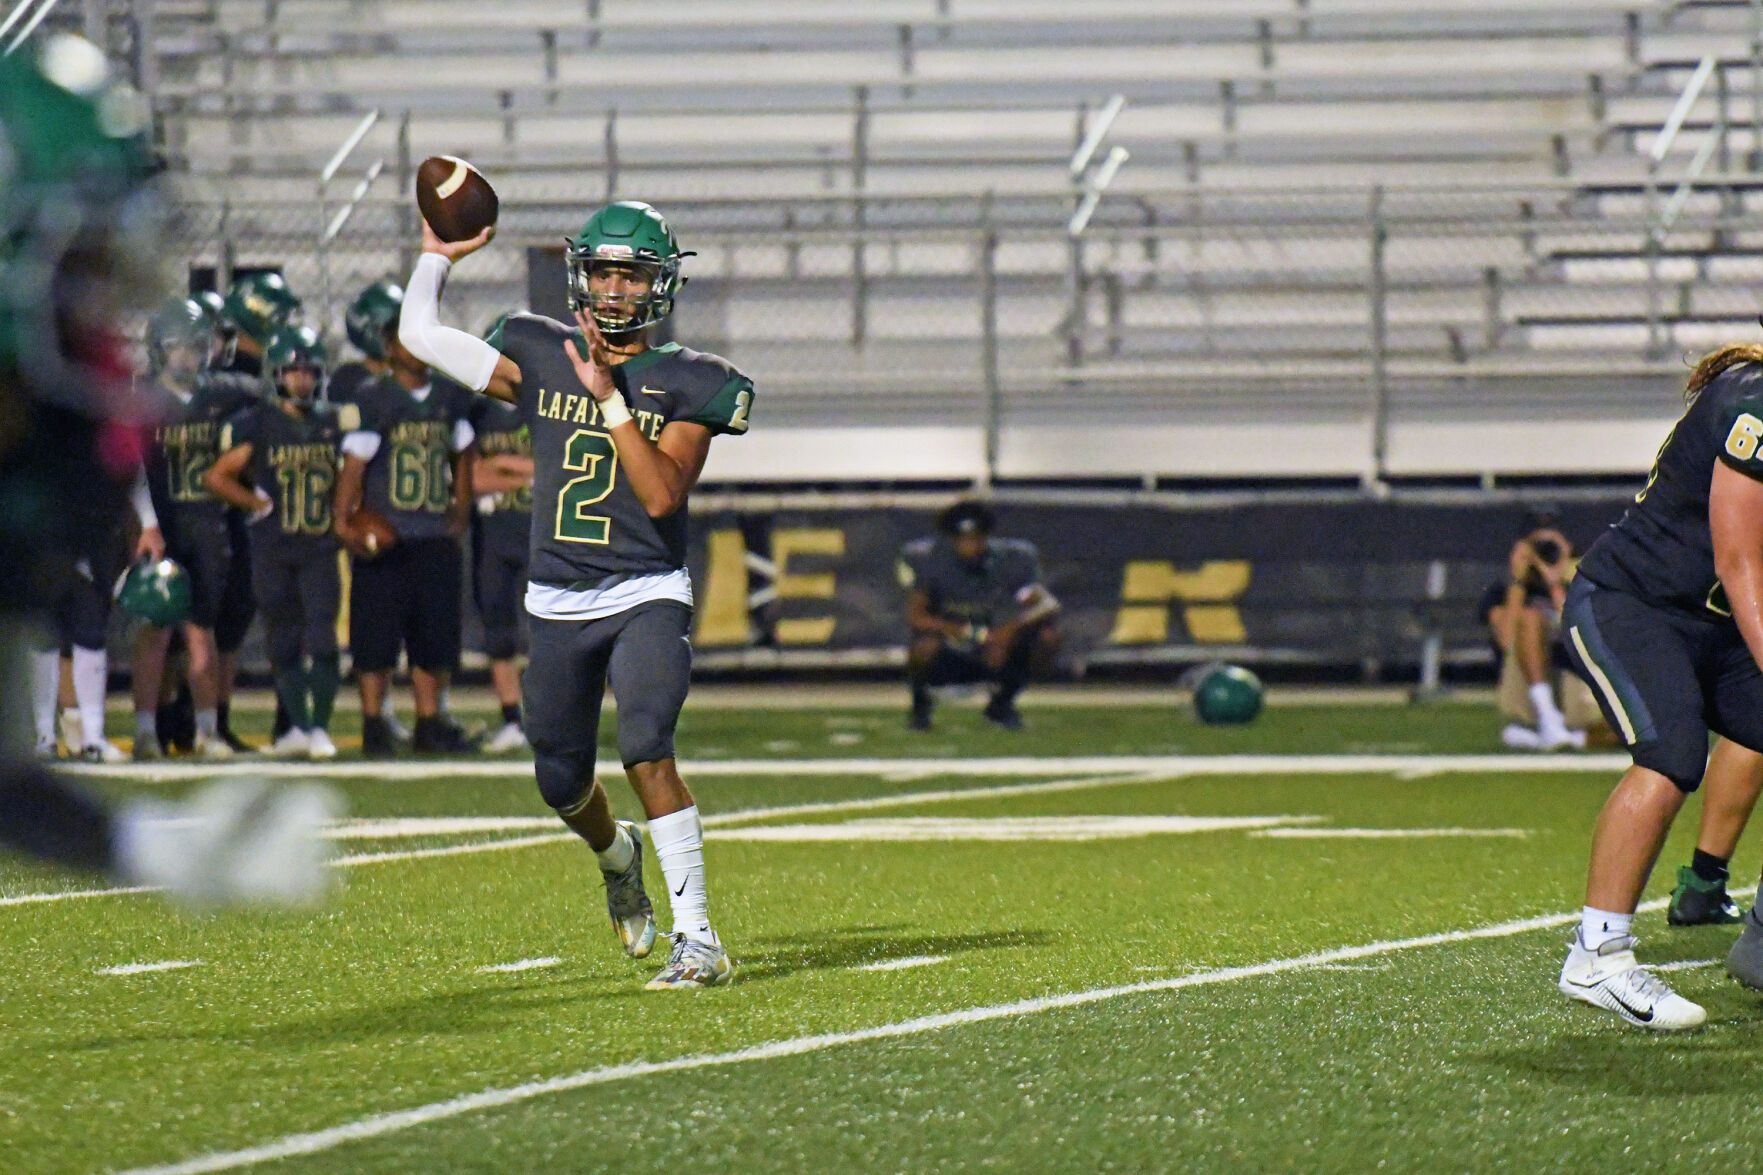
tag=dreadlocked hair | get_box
[1686,344,1763,405]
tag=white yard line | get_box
[96,960,203,976]
[331,834,575,868]
[712,815,1319,842]
[1651,958,1722,973]
[1250,827,1529,840]
[858,955,950,972]
[476,958,562,974]
[61,752,1634,783]
[0,884,153,908]
[329,817,560,840]
[114,888,1723,1175]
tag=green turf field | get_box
[7,698,1760,1173]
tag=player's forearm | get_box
[204,472,259,513]
[470,454,532,494]
[1720,554,1763,671]
[609,422,693,518]
[332,459,366,533]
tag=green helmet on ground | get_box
[145,296,214,375]
[1193,664,1265,725]
[224,271,301,345]
[345,279,403,359]
[564,201,689,333]
[116,557,192,627]
[0,34,159,405]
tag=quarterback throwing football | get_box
[398,201,751,989]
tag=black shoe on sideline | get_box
[413,715,480,755]
[361,715,399,759]
[982,697,1024,731]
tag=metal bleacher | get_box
[106,0,1763,483]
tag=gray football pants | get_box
[524,600,692,812]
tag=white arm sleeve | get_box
[398,253,504,394]
[342,431,382,461]
[130,469,157,530]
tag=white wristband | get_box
[598,395,632,429]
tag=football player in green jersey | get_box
[399,201,752,989]
[206,326,354,761]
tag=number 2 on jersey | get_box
[555,429,618,544]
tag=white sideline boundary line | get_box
[62,752,1634,783]
[1,773,1154,908]
[114,887,1725,1175]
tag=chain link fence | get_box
[163,176,1763,479]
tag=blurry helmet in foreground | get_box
[1192,664,1265,725]
[0,33,162,416]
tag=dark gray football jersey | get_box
[490,313,753,586]
[898,536,1042,627]
[349,374,475,541]
[141,372,262,536]
[220,399,355,553]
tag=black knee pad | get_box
[483,625,520,662]
[533,749,597,811]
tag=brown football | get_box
[415,155,499,243]
[353,507,399,557]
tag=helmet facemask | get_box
[564,246,680,335]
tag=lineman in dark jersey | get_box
[333,321,479,756]
[0,35,333,905]
[399,200,752,989]
[468,327,536,753]
[206,326,352,761]
[899,500,1061,732]
[130,298,261,759]
[1555,344,1763,1029]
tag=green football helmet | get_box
[145,296,214,376]
[116,556,193,627]
[1192,664,1265,726]
[265,324,327,398]
[564,201,690,333]
[224,271,301,345]
[0,34,160,412]
[345,279,403,359]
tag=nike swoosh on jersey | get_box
[638,386,671,398]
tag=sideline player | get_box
[471,313,536,753]
[0,34,333,905]
[1558,340,1763,1029]
[206,326,350,760]
[131,297,259,759]
[899,500,1061,732]
[398,200,752,988]
[334,293,478,756]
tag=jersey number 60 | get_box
[555,429,618,545]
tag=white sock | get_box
[73,646,108,747]
[1580,907,1632,950]
[648,805,714,944]
[595,822,635,873]
[196,709,218,739]
[30,649,59,745]
[134,710,156,739]
[1529,682,1567,732]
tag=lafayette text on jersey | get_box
[1577,362,1763,617]
[349,373,475,541]
[221,400,355,549]
[142,372,261,534]
[489,313,752,587]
